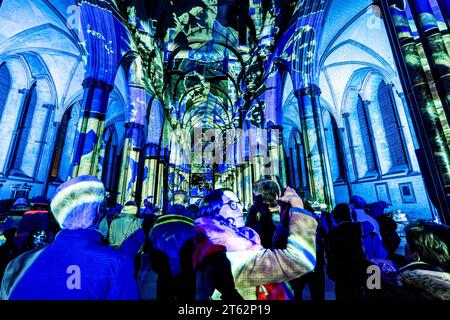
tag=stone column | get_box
[71,77,113,177]
[243,159,253,209]
[408,0,450,121]
[4,87,33,174]
[295,85,334,206]
[381,0,450,222]
[337,126,353,199]
[436,0,450,30]
[267,125,280,181]
[140,144,158,207]
[117,122,144,205]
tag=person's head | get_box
[178,12,189,25]
[30,196,49,210]
[349,195,367,210]
[50,175,106,230]
[199,189,245,228]
[405,221,450,271]
[12,198,28,209]
[187,204,199,219]
[122,201,138,215]
[332,203,352,224]
[253,179,280,208]
[172,190,188,207]
[143,197,151,208]
[368,201,388,219]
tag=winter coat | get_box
[353,209,387,260]
[149,214,195,277]
[193,206,318,300]
[108,213,145,258]
[1,229,138,300]
[395,262,450,300]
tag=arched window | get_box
[102,125,121,198]
[8,84,38,177]
[288,130,308,191]
[0,59,28,173]
[0,63,11,121]
[50,103,80,182]
[7,78,54,179]
[356,95,378,173]
[378,80,407,168]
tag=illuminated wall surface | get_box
[0,0,450,222]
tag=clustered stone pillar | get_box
[242,158,253,209]
[141,143,159,207]
[71,77,114,177]
[267,125,288,189]
[117,122,144,205]
[408,0,450,120]
[381,0,450,222]
[295,85,334,207]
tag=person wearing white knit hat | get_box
[1,175,138,300]
[50,175,106,230]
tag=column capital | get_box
[82,77,114,93]
[397,91,406,99]
[128,83,146,90]
[124,122,145,130]
[296,84,322,98]
[81,110,106,120]
[18,88,30,95]
[267,124,284,131]
[362,100,372,106]
[342,112,351,118]
[42,104,56,110]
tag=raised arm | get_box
[226,188,318,287]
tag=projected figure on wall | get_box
[171,6,204,47]
[248,101,266,128]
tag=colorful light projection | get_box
[384,1,450,221]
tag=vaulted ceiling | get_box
[115,0,300,130]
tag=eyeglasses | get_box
[224,200,244,211]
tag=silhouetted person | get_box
[327,203,373,300]
[349,195,387,259]
[149,191,195,301]
[13,196,53,255]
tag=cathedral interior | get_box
[0,0,449,225]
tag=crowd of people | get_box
[0,175,449,300]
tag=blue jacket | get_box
[150,214,194,276]
[1,229,138,300]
